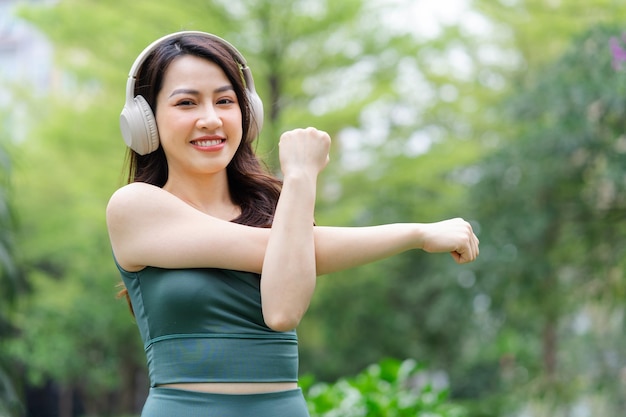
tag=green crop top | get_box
[116,262,299,387]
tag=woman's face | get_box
[155,54,243,180]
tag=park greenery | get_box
[1,0,625,416]
[303,358,467,417]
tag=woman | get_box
[107,31,479,417]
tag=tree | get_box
[466,24,626,414]
[473,0,626,74]
[0,116,22,417]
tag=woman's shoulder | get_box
[106,182,169,223]
[109,181,162,200]
[107,182,170,208]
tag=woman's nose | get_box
[197,105,222,130]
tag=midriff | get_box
[158,381,298,394]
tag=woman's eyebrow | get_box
[214,85,235,93]
[168,85,234,98]
[169,88,199,98]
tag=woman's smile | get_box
[191,136,227,151]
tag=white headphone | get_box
[119,31,264,155]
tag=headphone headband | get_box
[120,31,263,155]
[128,30,248,87]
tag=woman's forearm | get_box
[260,174,318,332]
[313,218,479,275]
[313,224,419,275]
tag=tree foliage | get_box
[464,24,626,415]
[5,0,626,416]
[0,113,22,417]
[304,358,468,417]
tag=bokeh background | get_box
[1,0,625,416]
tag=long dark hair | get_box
[126,33,281,228]
[118,34,281,312]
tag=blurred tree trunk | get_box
[58,385,72,417]
[118,356,146,415]
[542,317,557,379]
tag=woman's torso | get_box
[117,265,299,394]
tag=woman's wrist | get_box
[281,169,319,187]
[407,223,428,251]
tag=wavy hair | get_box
[118,34,282,313]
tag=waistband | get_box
[147,335,299,385]
[143,387,310,417]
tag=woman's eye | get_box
[217,97,235,105]
[176,99,195,106]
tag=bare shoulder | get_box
[105,182,181,241]
[105,183,190,270]
[107,182,163,207]
[107,182,171,221]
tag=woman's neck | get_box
[163,171,240,221]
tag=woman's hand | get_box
[278,127,331,178]
[418,218,479,264]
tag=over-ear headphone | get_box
[120,31,264,155]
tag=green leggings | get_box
[141,387,310,417]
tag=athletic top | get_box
[116,263,299,386]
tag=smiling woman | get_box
[107,30,479,417]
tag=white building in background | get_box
[0,0,54,90]
[0,0,54,141]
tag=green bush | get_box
[303,358,468,417]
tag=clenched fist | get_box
[278,127,331,178]
[419,218,480,264]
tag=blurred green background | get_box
[1,0,625,416]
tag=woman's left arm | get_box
[260,128,330,332]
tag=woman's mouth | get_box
[192,138,224,147]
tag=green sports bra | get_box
[116,263,299,386]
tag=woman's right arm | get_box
[106,183,478,274]
[106,182,269,273]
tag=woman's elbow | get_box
[263,311,302,332]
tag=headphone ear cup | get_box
[246,91,264,141]
[119,95,160,155]
[135,95,160,154]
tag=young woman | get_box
[106,31,479,417]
